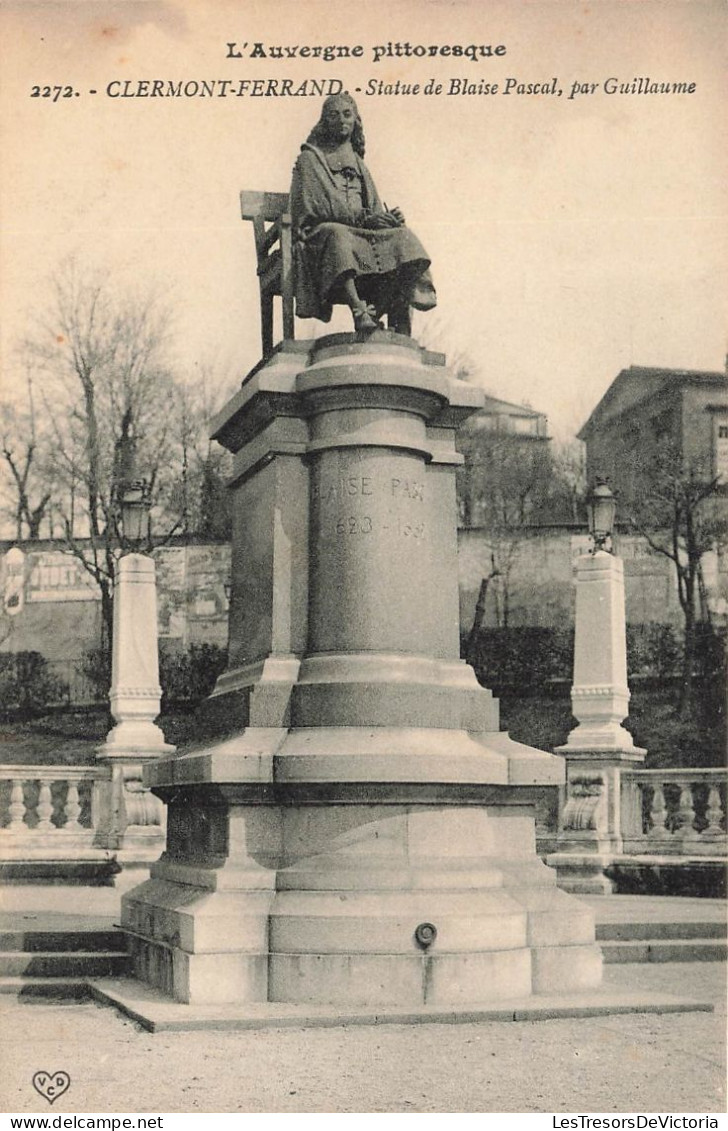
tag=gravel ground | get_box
[1,963,725,1115]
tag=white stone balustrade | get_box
[539,766,727,869]
[620,768,727,856]
[0,765,108,860]
[0,761,168,867]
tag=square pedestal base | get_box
[122,790,604,1007]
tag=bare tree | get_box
[628,441,728,711]
[549,439,588,524]
[18,259,187,652]
[457,428,553,626]
[415,316,478,382]
[0,369,53,539]
[165,362,235,541]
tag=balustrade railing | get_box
[0,760,167,867]
[0,764,109,859]
[620,768,727,856]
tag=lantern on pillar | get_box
[120,480,152,547]
[586,477,616,553]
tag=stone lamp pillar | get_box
[549,548,645,893]
[96,553,174,875]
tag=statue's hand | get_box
[389,207,405,225]
[364,211,402,230]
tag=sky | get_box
[0,0,726,439]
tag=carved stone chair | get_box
[240,190,295,358]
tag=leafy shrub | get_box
[626,624,682,679]
[0,651,69,717]
[159,643,228,706]
[467,622,726,692]
[465,626,573,690]
[604,862,726,898]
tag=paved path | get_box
[0,963,725,1114]
[1,891,725,1113]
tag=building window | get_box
[715,419,728,479]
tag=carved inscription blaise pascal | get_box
[313,474,426,540]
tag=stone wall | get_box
[2,531,726,688]
[0,542,231,665]
[457,528,728,633]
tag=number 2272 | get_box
[31,86,75,101]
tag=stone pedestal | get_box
[549,551,645,894]
[96,554,172,874]
[122,334,602,1006]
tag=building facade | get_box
[578,365,728,511]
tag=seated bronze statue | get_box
[290,93,437,334]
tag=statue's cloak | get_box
[289,143,433,322]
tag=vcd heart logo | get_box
[32,1071,71,1105]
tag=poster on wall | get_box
[0,0,725,1118]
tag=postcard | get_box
[0,0,725,1118]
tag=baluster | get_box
[8,779,27,831]
[701,786,726,840]
[620,776,643,840]
[647,782,671,838]
[63,780,82,830]
[675,780,700,842]
[35,779,53,831]
[90,776,102,833]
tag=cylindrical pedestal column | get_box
[291,337,498,733]
[308,444,429,655]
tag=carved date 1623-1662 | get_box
[334,515,426,538]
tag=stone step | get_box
[0,976,91,999]
[0,930,124,953]
[0,861,119,884]
[596,920,727,942]
[0,951,130,978]
[601,939,727,964]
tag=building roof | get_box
[578,366,727,440]
[480,393,544,418]
[460,392,549,437]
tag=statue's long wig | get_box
[307,93,366,157]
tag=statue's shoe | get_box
[410,280,437,311]
[353,304,379,331]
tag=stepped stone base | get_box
[122,787,603,1007]
[122,333,606,1012]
